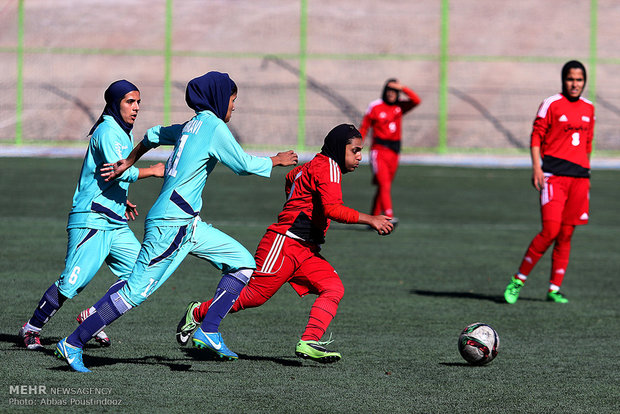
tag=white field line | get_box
[2,144,620,169]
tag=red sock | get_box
[300,292,342,342]
[194,300,212,323]
[518,220,561,276]
[550,224,574,288]
[193,282,270,323]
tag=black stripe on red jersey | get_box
[373,137,401,153]
[287,211,325,245]
[542,155,590,178]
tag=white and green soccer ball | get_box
[458,323,499,365]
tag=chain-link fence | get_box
[1,0,618,152]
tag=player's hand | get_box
[531,168,545,191]
[369,215,394,236]
[271,150,298,167]
[125,200,138,221]
[387,81,403,91]
[151,162,166,178]
[101,159,131,182]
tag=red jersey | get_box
[531,93,595,177]
[359,87,421,153]
[267,154,359,245]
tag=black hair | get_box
[382,78,399,105]
[561,60,587,100]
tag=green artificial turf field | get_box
[1,157,618,413]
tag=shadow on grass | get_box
[183,347,303,367]
[0,333,195,372]
[1,332,59,355]
[2,333,124,350]
[440,362,493,367]
[49,346,302,373]
[48,353,195,372]
[2,332,306,370]
[238,353,303,367]
[410,289,543,304]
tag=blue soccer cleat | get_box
[54,337,91,373]
[192,329,238,360]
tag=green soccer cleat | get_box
[54,338,91,373]
[295,340,342,363]
[176,301,201,346]
[547,291,569,303]
[504,277,524,304]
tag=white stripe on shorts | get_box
[260,233,286,274]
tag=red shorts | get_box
[252,230,340,298]
[540,175,590,226]
[370,146,399,185]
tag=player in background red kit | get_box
[359,79,421,225]
[176,124,394,363]
[504,60,594,304]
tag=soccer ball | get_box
[458,323,499,365]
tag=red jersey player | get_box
[176,124,394,363]
[504,60,594,304]
[360,79,421,224]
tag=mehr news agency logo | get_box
[8,384,122,407]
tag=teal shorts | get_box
[56,226,141,298]
[119,218,255,307]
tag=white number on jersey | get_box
[141,278,157,298]
[167,134,189,177]
[68,266,80,285]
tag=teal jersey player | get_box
[113,110,274,305]
[18,80,164,351]
[141,111,271,227]
[55,71,298,372]
[67,114,140,230]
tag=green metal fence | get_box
[3,0,617,153]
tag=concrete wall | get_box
[1,0,619,151]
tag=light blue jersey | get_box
[67,115,140,230]
[118,110,273,306]
[142,110,272,226]
[56,115,142,297]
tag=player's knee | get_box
[118,284,147,307]
[56,284,77,300]
[540,220,562,241]
[555,225,575,244]
[56,280,84,300]
[228,268,253,284]
[235,250,256,271]
[321,280,344,304]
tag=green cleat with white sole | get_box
[295,340,341,363]
[504,277,524,304]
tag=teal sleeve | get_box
[210,123,272,177]
[96,128,139,183]
[143,124,185,148]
